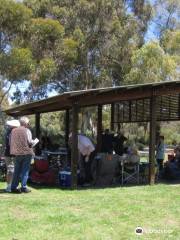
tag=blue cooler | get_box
[59,170,80,187]
[59,171,71,187]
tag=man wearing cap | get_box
[10,116,34,193]
[4,119,20,192]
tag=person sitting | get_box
[163,145,180,180]
[126,146,140,164]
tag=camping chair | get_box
[121,160,139,185]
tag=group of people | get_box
[101,129,127,155]
[4,117,179,189]
[4,116,36,193]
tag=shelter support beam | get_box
[35,113,40,155]
[111,103,115,132]
[97,105,102,152]
[71,103,79,189]
[149,94,157,185]
[65,109,70,148]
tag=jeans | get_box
[157,158,163,172]
[11,155,32,190]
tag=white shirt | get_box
[78,135,95,156]
[26,128,37,147]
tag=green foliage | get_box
[161,122,180,145]
[60,38,78,62]
[33,58,57,86]
[30,18,64,44]
[125,41,177,84]
[0,0,155,103]
[24,0,52,17]
[0,0,33,114]
[161,30,180,55]
[29,18,64,58]
[0,48,34,80]
[21,0,153,91]
[0,0,32,36]
[73,28,85,45]
[39,111,65,146]
[161,30,180,70]
[153,0,180,35]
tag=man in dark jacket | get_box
[101,129,114,154]
[113,132,127,156]
[4,119,20,192]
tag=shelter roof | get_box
[4,81,180,120]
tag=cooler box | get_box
[59,171,71,187]
[59,170,80,187]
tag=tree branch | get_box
[0,80,14,106]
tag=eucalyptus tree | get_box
[23,0,153,92]
[125,41,178,84]
[153,0,180,37]
[0,0,33,124]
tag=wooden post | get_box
[149,94,157,185]
[111,103,115,132]
[35,113,40,155]
[65,109,69,148]
[71,103,79,189]
[97,105,102,152]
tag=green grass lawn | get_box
[0,182,179,240]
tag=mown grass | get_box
[0,182,179,240]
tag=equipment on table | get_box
[42,148,68,169]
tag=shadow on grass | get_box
[0,179,179,193]
[0,189,6,193]
[28,179,180,192]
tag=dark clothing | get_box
[4,128,12,157]
[113,135,127,156]
[157,158,163,172]
[101,133,113,154]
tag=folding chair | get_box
[121,161,139,185]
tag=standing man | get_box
[113,132,127,156]
[10,116,34,193]
[101,129,113,154]
[156,135,165,173]
[4,119,20,192]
